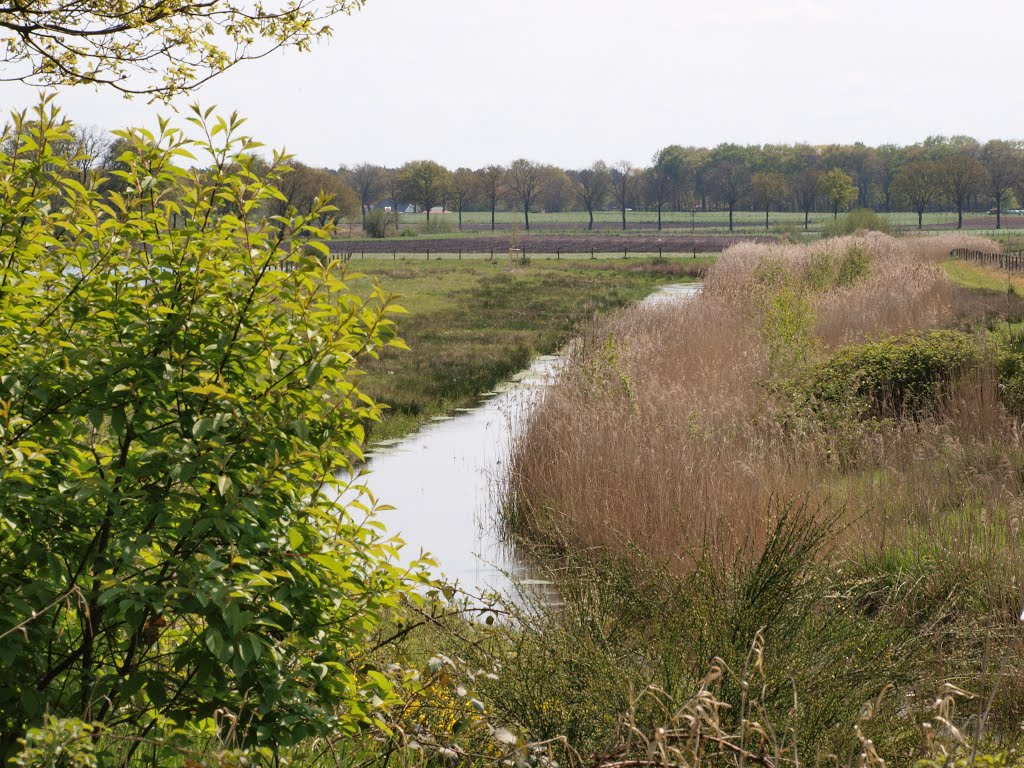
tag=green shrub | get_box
[993,327,1024,415]
[762,284,817,372]
[771,220,806,242]
[0,99,429,757]
[424,218,455,234]
[822,208,893,238]
[363,207,392,238]
[803,243,872,291]
[785,330,980,417]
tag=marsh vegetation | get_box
[492,232,1024,765]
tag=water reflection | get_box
[356,282,702,596]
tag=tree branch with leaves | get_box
[0,0,366,98]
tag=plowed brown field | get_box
[328,233,771,255]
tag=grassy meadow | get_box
[350,255,711,441]
[351,209,1024,238]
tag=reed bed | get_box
[508,233,1024,579]
[490,232,1024,759]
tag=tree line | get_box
[346,138,1024,234]
[10,122,1024,233]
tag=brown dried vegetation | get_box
[510,234,1016,563]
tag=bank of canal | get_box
[357,283,703,595]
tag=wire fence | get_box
[951,248,1024,272]
[329,246,709,261]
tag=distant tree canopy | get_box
[818,168,859,219]
[327,137,1024,231]
[0,0,367,98]
[26,123,1023,231]
[399,160,449,224]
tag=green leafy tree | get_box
[0,0,366,98]
[651,145,693,224]
[0,99,427,758]
[537,165,575,213]
[817,168,858,219]
[400,160,449,225]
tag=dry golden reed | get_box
[509,233,1024,592]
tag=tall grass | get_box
[509,234,1017,563]
[500,233,1024,758]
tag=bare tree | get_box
[891,160,942,230]
[345,163,384,221]
[706,146,752,231]
[382,168,404,231]
[792,168,820,231]
[609,161,641,231]
[508,159,546,231]
[269,163,360,228]
[448,167,477,231]
[939,154,989,229]
[568,162,610,230]
[67,125,112,184]
[751,171,788,231]
[475,165,507,231]
[981,140,1023,229]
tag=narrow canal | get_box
[357,283,702,595]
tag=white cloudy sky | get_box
[2,0,1023,169]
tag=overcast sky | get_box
[2,0,1023,169]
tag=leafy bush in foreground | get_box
[0,99,427,758]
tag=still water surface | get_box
[359,282,702,595]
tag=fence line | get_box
[951,248,1024,272]
[327,246,706,261]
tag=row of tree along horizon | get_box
[37,125,1024,232]
[345,138,1024,233]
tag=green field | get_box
[350,255,711,441]
[331,209,1024,243]
[382,208,979,232]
